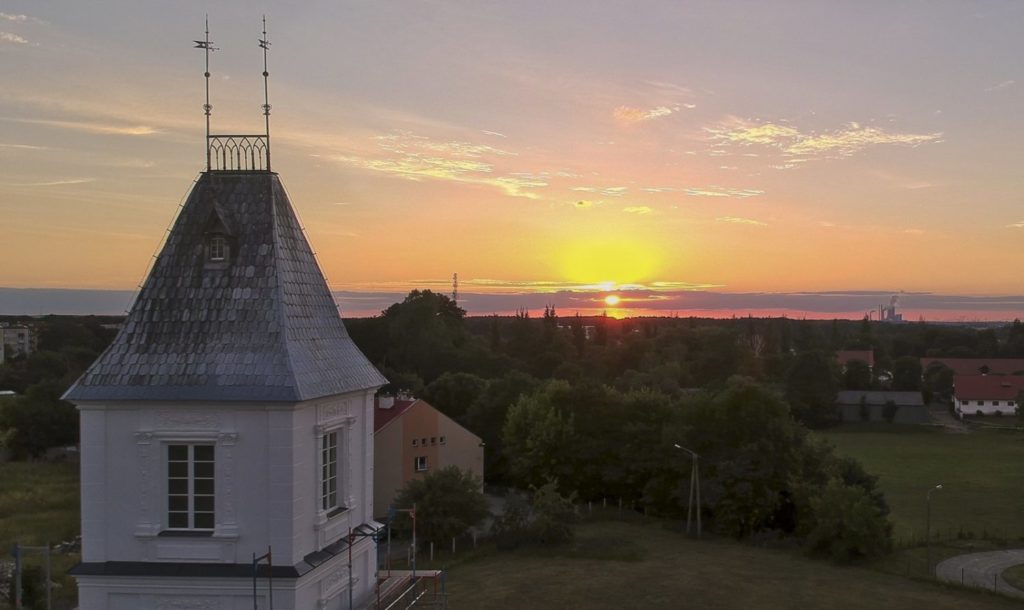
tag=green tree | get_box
[392,466,489,547]
[803,479,891,562]
[842,359,873,391]
[422,371,487,423]
[530,481,578,545]
[0,379,78,459]
[502,381,576,489]
[785,351,838,428]
[891,356,923,391]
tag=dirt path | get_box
[935,549,1024,599]
[929,404,969,434]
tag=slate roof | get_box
[64,171,386,402]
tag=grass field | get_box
[1003,563,1024,590]
[0,460,80,609]
[818,425,1024,543]
[437,519,1020,609]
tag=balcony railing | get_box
[207,134,270,171]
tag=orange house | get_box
[373,396,484,518]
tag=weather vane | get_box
[194,15,218,170]
[259,15,272,169]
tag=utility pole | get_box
[674,444,702,538]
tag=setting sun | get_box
[604,294,621,306]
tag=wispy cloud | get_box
[985,80,1015,92]
[902,228,925,235]
[0,143,47,150]
[335,131,546,200]
[2,117,160,136]
[0,13,42,23]
[717,216,767,226]
[707,118,941,160]
[482,130,507,138]
[623,206,653,214]
[685,187,764,198]
[12,178,96,187]
[1,31,28,44]
[1007,221,1024,229]
[614,105,680,124]
[571,185,628,197]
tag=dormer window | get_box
[209,236,228,262]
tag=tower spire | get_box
[193,15,218,171]
[259,15,272,171]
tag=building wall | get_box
[954,397,1018,417]
[836,404,930,424]
[75,388,377,609]
[374,401,484,518]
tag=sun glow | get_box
[604,294,621,306]
[559,238,659,286]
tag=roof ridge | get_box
[268,175,302,400]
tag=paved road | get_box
[935,549,1024,599]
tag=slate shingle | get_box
[64,172,387,403]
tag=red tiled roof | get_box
[836,350,874,367]
[922,358,1024,376]
[374,398,418,433]
[953,375,1024,401]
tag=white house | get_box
[952,374,1024,418]
[63,132,386,606]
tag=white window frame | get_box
[209,236,228,261]
[321,430,342,513]
[166,443,216,531]
[315,420,353,519]
[415,455,428,472]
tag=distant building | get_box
[836,390,928,423]
[373,396,484,518]
[952,375,1024,418]
[921,357,1024,377]
[836,350,874,371]
[0,323,35,363]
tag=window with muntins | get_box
[415,455,428,472]
[209,236,228,261]
[167,444,215,530]
[321,431,340,511]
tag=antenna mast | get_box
[193,16,218,171]
[259,15,272,171]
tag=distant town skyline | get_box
[2,2,1023,320]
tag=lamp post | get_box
[674,444,701,538]
[926,484,943,576]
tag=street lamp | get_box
[926,484,943,576]
[674,444,701,538]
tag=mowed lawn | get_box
[819,425,1024,542]
[442,520,1019,609]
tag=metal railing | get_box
[207,134,270,171]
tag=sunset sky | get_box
[2,1,1023,319]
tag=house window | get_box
[412,438,418,447]
[321,431,340,512]
[167,444,215,530]
[421,438,427,446]
[414,456,428,472]
[439,436,446,445]
[209,236,227,262]
[976,400,984,406]
[430,437,436,445]
[993,400,1001,406]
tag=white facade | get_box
[74,389,379,610]
[954,396,1018,418]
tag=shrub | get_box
[803,479,891,562]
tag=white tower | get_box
[63,21,386,609]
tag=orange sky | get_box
[1,2,1023,319]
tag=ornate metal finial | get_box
[194,15,218,171]
[259,15,272,171]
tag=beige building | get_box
[373,396,484,517]
[1,324,35,364]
